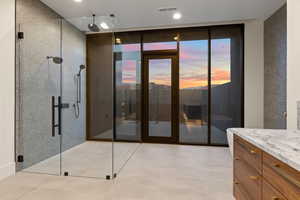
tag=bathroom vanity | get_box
[229,129,300,200]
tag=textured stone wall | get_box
[264,4,287,129]
[16,0,86,170]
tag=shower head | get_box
[47,56,63,64]
[88,14,100,32]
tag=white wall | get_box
[244,20,265,128]
[0,0,16,180]
[287,0,300,129]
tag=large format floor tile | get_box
[0,143,234,200]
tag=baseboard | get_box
[0,162,16,181]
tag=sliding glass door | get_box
[17,20,62,175]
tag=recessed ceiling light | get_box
[100,22,109,30]
[173,12,182,20]
[116,38,122,44]
[74,0,82,2]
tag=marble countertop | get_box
[228,128,300,171]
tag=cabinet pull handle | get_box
[270,164,300,188]
[235,157,240,161]
[249,176,259,180]
[272,197,280,200]
[250,150,256,154]
[237,141,258,155]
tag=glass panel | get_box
[17,20,62,175]
[144,42,177,51]
[211,26,243,145]
[148,59,172,137]
[179,30,209,144]
[60,19,96,178]
[61,18,113,179]
[113,32,142,176]
[86,33,114,141]
[114,32,141,141]
[143,30,178,51]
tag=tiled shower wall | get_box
[264,4,287,129]
[16,0,86,169]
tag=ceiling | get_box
[41,0,286,32]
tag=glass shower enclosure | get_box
[16,18,114,179]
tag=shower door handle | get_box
[52,96,62,137]
[58,96,62,135]
[52,96,57,137]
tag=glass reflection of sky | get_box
[115,43,140,85]
[115,38,231,88]
[180,40,208,89]
[116,60,137,84]
[211,39,231,86]
[143,42,177,51]
[149,59,172,86]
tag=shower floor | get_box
[23,141,140,179]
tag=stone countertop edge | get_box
[228,128,300,172]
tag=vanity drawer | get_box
[263,153,300,200]
[263,179,287,200]
[234,135,262,173]
[234,178,253,200]
[235,157,262,200]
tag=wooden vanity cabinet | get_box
[234,135,300,200]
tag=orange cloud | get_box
[211,68,231,85]
[179,68,230,89]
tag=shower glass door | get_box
[60,17,113,179]
[17,20,63,175]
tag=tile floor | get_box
[95,121,228,144]
[24,142,141,178]
[0,143,234,200]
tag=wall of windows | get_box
[113,25,244,146]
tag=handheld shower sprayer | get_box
[74,64,86,119]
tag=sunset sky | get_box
[115,39,231,88]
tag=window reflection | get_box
[210,27,243,145]
[211,38,232,145]
[143,42,177,51]
[148,59,172,137]
[114,36,141,141]
[179,39,209,144]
